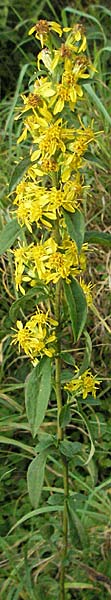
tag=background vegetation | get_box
[0,0,111,598]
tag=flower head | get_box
[29,19,62,47]
[64,368,100,399]
[11,310,58,363]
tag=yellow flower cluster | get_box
[14,175,84,231]
[12,20,97,363]
[65,368,99,399]
[12,310,58,364]
[14,236,87,293]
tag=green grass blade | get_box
[83,83,111,125]
[5,64,29,133]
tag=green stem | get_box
[55,280,63,442]
[60,459,68,600]
[55,265,68,600]
[52,179,69,599]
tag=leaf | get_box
[8,505,63,535]
[71,279,87,340]
[68,497,87,548]
[9,158,31,193]
[25,357,51,438]
[83,83,111,125]
[63,281,77,341]
[64,279,87,342]
[60,440,82,459]
[36,432,56,453]
[0,219,21,255]
[85,230,111,249]
[65,583,93,590]
[59,405,71,428]
[27,453,46,508]
[64,210,85,251]
[76,409,95,466]
[0,435,35,456]
[79,331,92,376]
[84,152,106,170]
[10,285,48,322]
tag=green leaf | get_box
[68,497,87,548]
[36,432,56,453]
[79,331,92,376]
[83,83,111,125]
[85,230,111,249]
[0,435,35,456]
[63,281,77,341]
[10,285,48,322]
[71,279,87,340]
[25,357,51,438]
[84,152,106,170]
[60,440,82,459]
[64,279,87,342]
[59,405,71,428]
[9,158,31,193]
[27,453,46,508]
[77,409,95,466]
[8,505,63,535]
[0,219,21,255]
[64,210,85,252]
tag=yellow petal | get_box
[70,87,76,103]
[28,25,36,36]
[31,150,41,162]
[17,128,27,144]
[49,21,62,36]
[78,35,87,53]
[53,98,64,114]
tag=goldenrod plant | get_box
[10,19,101,599]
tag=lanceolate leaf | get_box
[85,230,111,249]
[71,279,87,340]
[9,157,30,193]
[0,219,21,255]
[25,357,51,438]
[64,279,87,342]
[27,453,47,508]
[64,210,85,252]
[63,281,77,341]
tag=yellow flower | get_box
[50,42,78,71]
[31,118,74,161]
[49,71,83,114]
[29,19,62,47]
[64,368,100,399]
[80,279,93,306]
[61,122,98,181]
[13,180,57,231]
[13,238,58,293]
[28,157,59,179]
[44,251,74,284]
[63,24,87,54]
[11,310,57,363]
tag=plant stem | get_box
[55,263,68,600]
[60,459,68,600]
[55,279,63,442]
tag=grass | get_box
[0,1,111,598]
